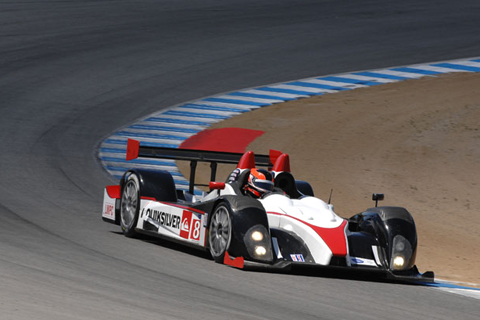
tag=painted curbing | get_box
[98,56,480,191]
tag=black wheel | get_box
[208,203,232,263]
[120,172,141,237]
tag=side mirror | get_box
[372,193,385,207]
[209,182,225,190]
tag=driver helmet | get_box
[246,168,274,198]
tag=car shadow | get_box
[253,264,431,286]
[110,230,212,260]
[111,231,430,286]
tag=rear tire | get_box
[208,203,232,263]
[120,172,141,238]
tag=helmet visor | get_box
[251,179,274,193]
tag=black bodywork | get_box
[347,206,433,281]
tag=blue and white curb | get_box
[98,56,480,295]
[425,280,480,300]
[98,56,480,192]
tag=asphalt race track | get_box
[1,1,480,319]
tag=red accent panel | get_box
[272,153,291,173]
[223,251,245,269]
[141,196,157,201]
[267,211,348,257]
[209,181,225,190]
[237,151,255,169]
[309,220,348,256]
[269,149,282,168]
[126,139,140,161]
[106,185,121,199]
[179,128,264,153]
[180,210,192,239]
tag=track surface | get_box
[1,1,480,319]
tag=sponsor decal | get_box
[227,168,241,183]
[143,208,181,230]
[290,254,305,262]
[180,210,201,241]
[104,204,114,218]
[351,257,364,264]
[102,188,116,220]
[180,211,192,239]
[350,257,378,267]
[140,205,204,243]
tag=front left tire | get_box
[208,203,233,263]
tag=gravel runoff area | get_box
[198,72,480,286]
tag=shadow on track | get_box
[111,231,431,287]
[111,230,212,261]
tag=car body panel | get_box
[137,200,207,247]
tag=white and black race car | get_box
[102,139,434,282]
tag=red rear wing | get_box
[126,139,275,194]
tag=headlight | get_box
[255,246,267,256]
[251,231,264,241]
[390,235,412,271]
[393,255,405,269]
[244,225,273,262]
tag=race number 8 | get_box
[191,219,201,241]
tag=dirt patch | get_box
[181,72,480,285]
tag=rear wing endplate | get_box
[126,139,274,194]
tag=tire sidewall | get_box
[208,202,232,263]
[120,172,141,237]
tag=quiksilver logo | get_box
[145,208,180,229]
[181,217,190,232]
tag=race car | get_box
[102,139,434,282]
